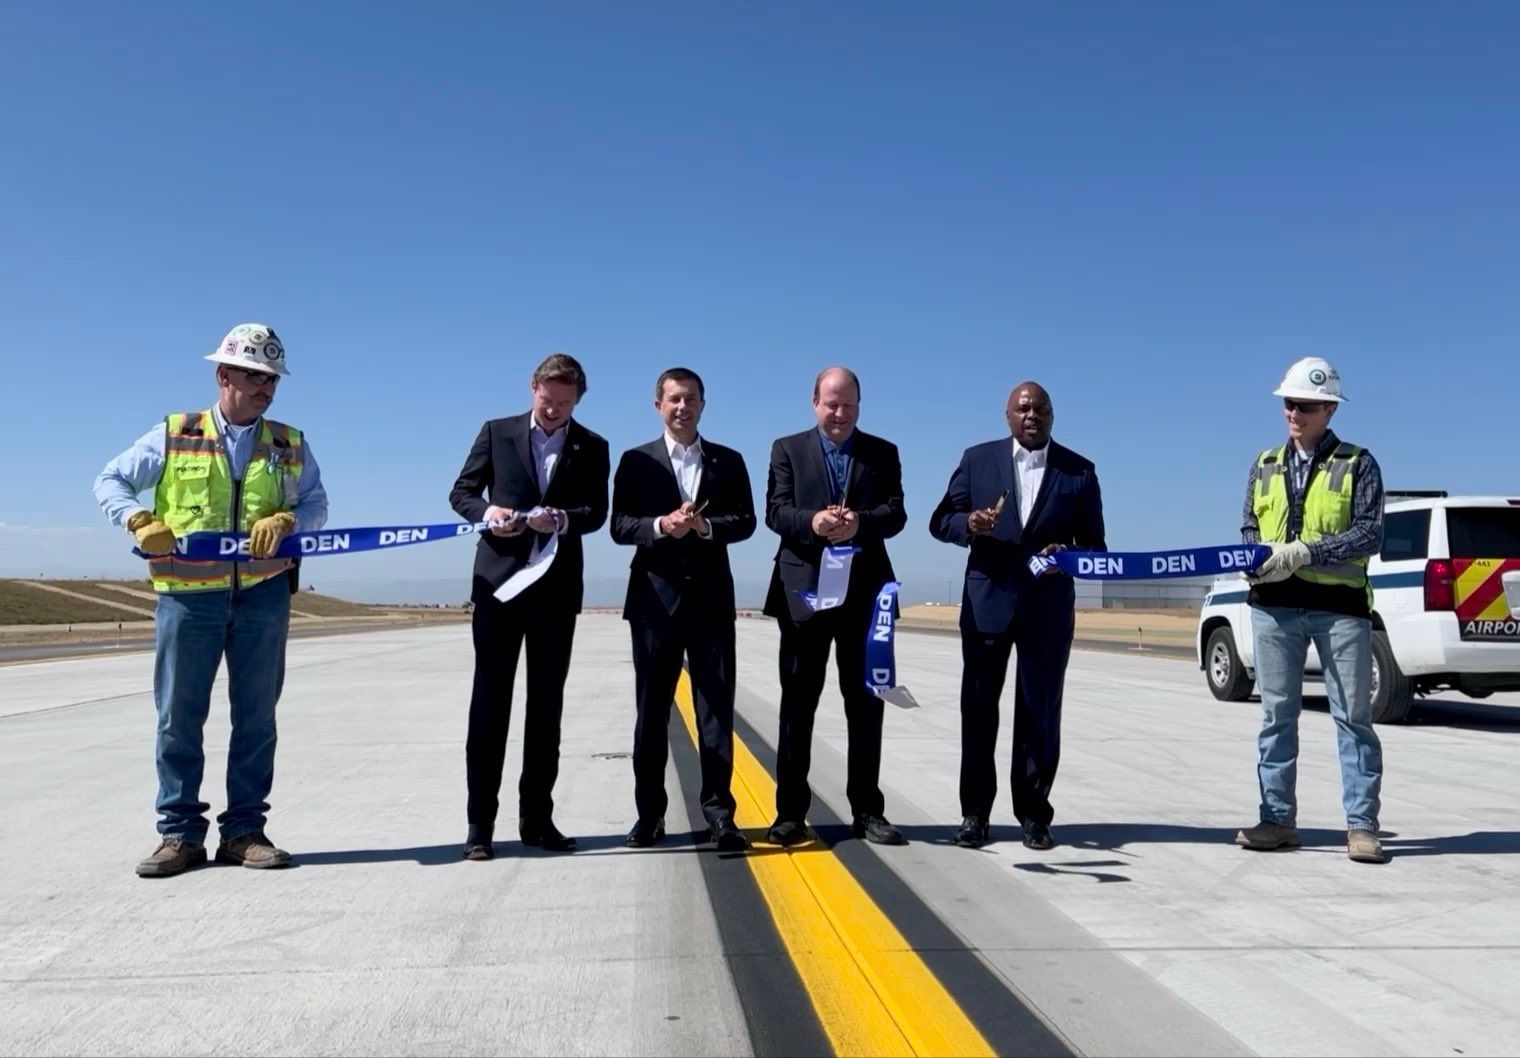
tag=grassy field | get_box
[0,579,384,625]
[17,579,157,612]
[287,591,383,618]
[0,582,136,625]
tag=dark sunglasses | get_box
[233,367,280,387]
[1283,398,1328,414]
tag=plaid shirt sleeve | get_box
[1240,460,1261,545]
[1306,450,1384,565]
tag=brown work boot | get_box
[1347,829,1388,864]
[136,837,207,878]
[1234,821,1301,851]
[216,830,292,869]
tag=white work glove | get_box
[1249,539,1312,585]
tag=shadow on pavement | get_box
[296,844,467,866]
[893,822,1520,859]
[296,829,720,866]
[1403,697,1520,733]
[1281,694,1520,733]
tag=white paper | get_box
[492,519,560,602]
[873,686,921,710]
[806,544,856,611]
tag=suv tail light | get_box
[1424,558,1456,611]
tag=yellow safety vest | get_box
[1252,441,1371,606]
[147,409,303,594]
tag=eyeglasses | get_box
[234,367,280,387]
[1283,398,1328,414]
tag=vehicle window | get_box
[1381,509,1430,561]
[1448,507,1520,558]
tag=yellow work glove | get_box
[125,510,177,556]
[249,511,297,559]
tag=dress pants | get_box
[629,603,737,827]
[466,594,577,830]
[959,609,1073,827]
[774,603,886,822]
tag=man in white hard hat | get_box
[94,324,328,878]
[1236,357,1387,864]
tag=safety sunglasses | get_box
[1283,398,1328,414]
[234,367,281,387]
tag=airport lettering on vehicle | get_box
[1463,619,1520,638]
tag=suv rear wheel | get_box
[1370,630,1415,724]
[1206,626,1254,702]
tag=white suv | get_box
[1197,494,1520,723]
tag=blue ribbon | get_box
[865,581,901,695]
[135,521,492,561]
[1030,543,1270,580]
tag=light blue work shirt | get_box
[93,404,329,532]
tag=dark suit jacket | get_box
[449,413,610,609]
[611,436,757,621]
[763,428,907,623]
[929,438,1105,635]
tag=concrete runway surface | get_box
[3,616,1518,1057]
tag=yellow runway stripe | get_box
[674,673,994,1058]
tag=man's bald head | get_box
[813,366,861,403]
[1006,381,1054,450]
[813,366,862,443]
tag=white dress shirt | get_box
[529,417,569,532]
[666,433,703,503]
[653,432,711,539]
[1012,439,1049,526]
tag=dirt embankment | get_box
[0,579,468,649]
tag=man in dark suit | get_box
[611,368,757,852]
[763,367,908,847]
[930,381,1105,850]
[449,353,610,859]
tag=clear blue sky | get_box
[3,3,1517,603]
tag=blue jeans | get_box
[1250,606,1383,831]
[153,575,291,843]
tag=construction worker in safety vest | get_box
[1235,357,1388,864]
[93,323,328,878]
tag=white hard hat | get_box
[1273,356,1345,403]
[205,323,289,377]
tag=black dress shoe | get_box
[463,825,494,861]
[519,819,577,852]
[1021,821,1055,851]
[626,818,666,848]
[852,814,905,845]
[709,818,750,852]
[766,819,811,847]
[952,816,990,848]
